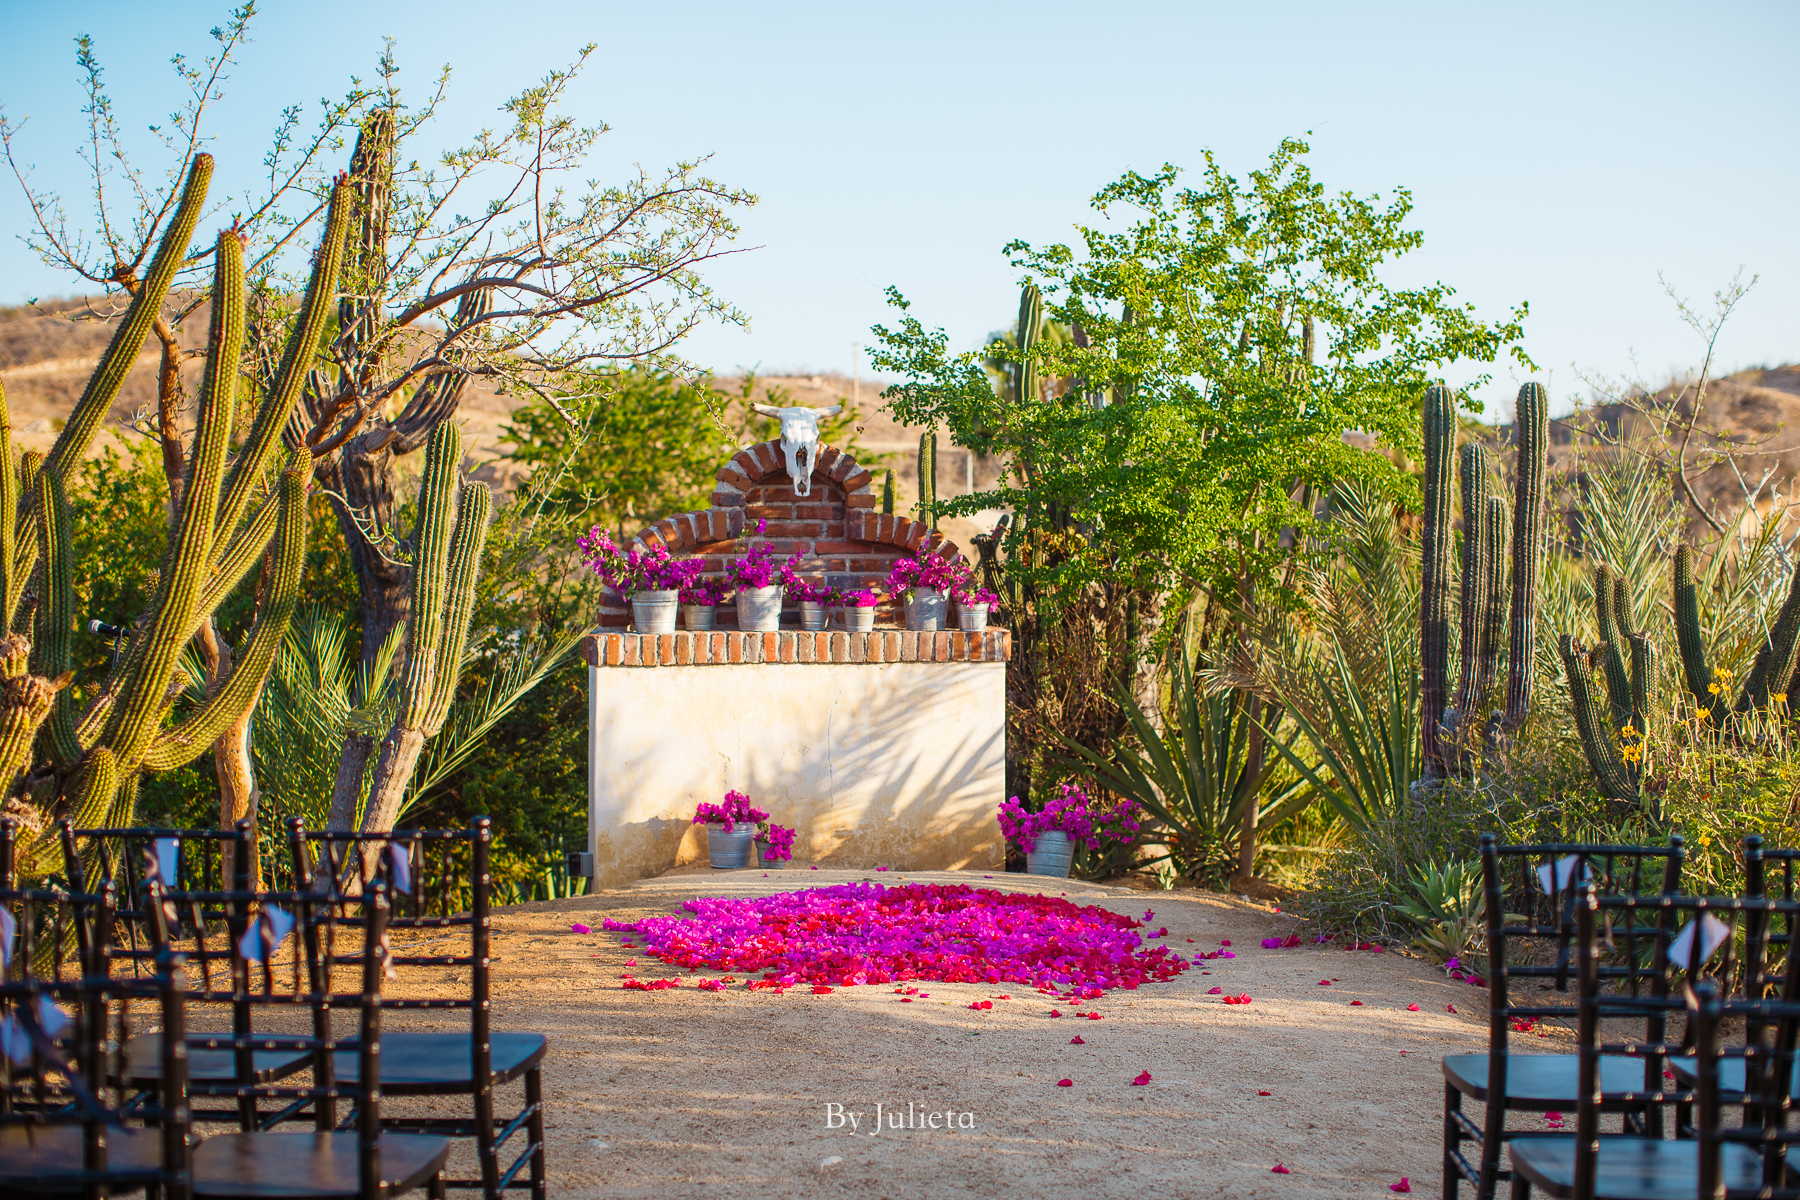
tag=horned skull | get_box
[752,403,843,497]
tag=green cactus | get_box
[353,421,494,834]
[1419,385,1455,773]
[918,431,938,530]
[1735,553,1800,715]
[881,469,895,515]
[1592,565,1633,726]
[1673,545,1713,717]
[1477,495,1508,706]
[1017,284,1044,407]
[6,163,351,878]
[1504,382,1548,731]
[1559,635,1638,802]
[1453,443,1494,719]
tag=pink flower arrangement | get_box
[997,783,1142,853]
[727,519,799,589]
[757,823,797,860]
[780,559,831,604]
[954,583,999,608]
[886,551,970,595]
[831,587,881,608]
[679,581,731,606]
[693,789,769,833]
[578,528,704,594]
[600,882,1189,992]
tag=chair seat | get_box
[332,1031,547,1095]
[193,1131,449,1199]
[1667,1053,1800,1097]
[123,1033,312,1085]
[1509,1134,1763,1200]
[0,1125,165,1191]
[1443,1053,1677,1105]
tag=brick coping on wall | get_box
[581,629,1011,668]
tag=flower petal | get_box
[1271,1164,1291,1174]
[1057,1079,1073,1087]
[1131,1070,1153,1086]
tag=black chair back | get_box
[1692,981,1800,1199]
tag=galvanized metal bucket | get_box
[957,604,990,632]
[706,824,756,869]
[682,604,716,631]
[1026,830,1073,878]
[799,601,828,631]
[631,589,679,634]
[757,844,788,869]
[736,585,784,632]
[904,587,948,631]
[838,606,876,632]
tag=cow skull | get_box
[752,403,843,497]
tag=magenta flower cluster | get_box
[578,528,704,594]
[954,583,999,607]
[692,789,770,833]
[886,551,971,595]
[758,823,797,860]
[780,559,832,604]
[997,783,1141,853]
[679,581,731,606]
[832,587,881,608]
[728,520,799,589]
[601,882,1190,992]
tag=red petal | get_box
[1390,1180,1411,1194]
[1069,1036,1085,1044]
[1350,1000,1364,1006]
[1257,1090,1272,1096]
[1131,1071,1153,1086]
[1206,987,1223,995]
[1057,1079,1073,1087]
[1406,1003,1420,1011]
[1271,1164,1291,1174]
[1446,1003,1458,1014]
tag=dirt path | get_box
[451,867,1533,1199]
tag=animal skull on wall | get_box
[752,403,843,497]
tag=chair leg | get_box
[429,1170,447,1200]
[1509,1172,1530,1200]
[1477,1096,1508,1200]
[475,1080,500,1200]
[1444,1083,1464,1200]
[526,1067,547,1200]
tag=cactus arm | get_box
[1504,382,1549,731]
[217,176,351,539]
[196,489,283,622]
[1017,284,1044,406]
[1559,635,1637,801]
[394,422,461,729]
[1454,443,1494,718]
[103,228,246,768]
[1629,633,1653,736]
[142,452,309,773]
[37,155,213,493]
[1419,384,1456,772]
[0,635,61,796]
[422,481,491,733]
[1613,578,1635,640]
[1673,545,1714,716]
[1594,565,1633,724]
[1477,495,1508,704]
[0,389,16,632]
[880,469,895,515]
[31,471,80,769]
[1736,553,1800,713]
[9,452,41,603]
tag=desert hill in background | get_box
[4,296,1796,551]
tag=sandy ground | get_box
[401,866,1562,1200]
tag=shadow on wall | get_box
[589,662,1005,884]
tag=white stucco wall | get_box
[587,660,1006,888]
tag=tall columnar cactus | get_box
[881,469,895,515]
[1453,443,1494,720]
[1593,566,1633,725]
[1017,284,1045,407]
[1504,382,1548,731]
[1673,545,1714,717]
[1419,385,1456,774]
[1477,495,1509,706]
[4,156,350,878]
[918,431,938,530]
[1736,553,1800,714]
[347,421,493,835]
[1559,635,1639,802]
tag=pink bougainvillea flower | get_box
[1220,939,1231,947]
[901,998,913,1003]
[1057,1079,1073,1087]
[1070,1036,1085,1044]
[811,865,819,870]
[876,866,890,871]
[1155,927,1168,938]
[1271,1163,1290,1174]
[1087,1013,1103,1020]
[1222,993,1253,1005]
[969,1000,993,1010]
[1049,1009,1062,1017]
[1186,938,1195,943]
[696,978,728,992]
[1350,1000,1364,1006]
[1318,980,1332,986]
[993,994,1011,1000]
[1390,1179,1411,1193]
[1406,1003,1421,1012]
[624,958,637,966]
[1144,909,1155,920]
[570,923,592,934]
[1131,1071,1153,1086]
[1207,987,1223,995]
[1446,1003,1458,1014]
[1469,976,1487,987]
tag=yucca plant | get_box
[1050,649,1314,888]
[1394,859,1488,960]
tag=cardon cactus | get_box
[341,420,493,834]
[1593,565,1633,726]
[1477,495,1509,707]
[7,155,349,876]
[918,432,938,530]
[1504,382,1548,731]
[881,469,895,515]
[1419,385,1456,774]
[1016,284,1045,407]
[1672,545,1714,718]
[1453,443,1494,720]
[1558,635,1639,802]
[1735,552,1800,714]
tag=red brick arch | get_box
[594,441,964,629]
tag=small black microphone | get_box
[86,620,126,639]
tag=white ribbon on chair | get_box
[387,843,412,895]
[0,994,72,1065]
[237,905,296,963]
[0,907,13,968]
[1666,914,1731,968]
[1536,855,1593,893]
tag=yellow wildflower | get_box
[1699,834,1713,847]
[1697,707,1712,721]
[1709,682,1723,695]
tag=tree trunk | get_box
[197,619,262,886]
[321,438,412,680]
[325,730,375,831]
[360,725,426,835]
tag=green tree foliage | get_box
[871,137,1533,604]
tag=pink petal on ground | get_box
[1318,980,1332,986]
[1220,939,1231,946]
[1207,987,1223,995]
[1050,1009,1062,1017]
[1350,1000,1364,1006]
[1406,1003,1421,1012]
[1070,1036,1085,1044]
[1390,1179,1411,1193]
[1131,1071,1152,1086]
[1258,1090,1272,1096]
[1057,1079,1073,1087]
[1446,1003,1458,1014]
[570,923,591,934]
[1271,1164,1291,1174]
[1088,1013,1103,1020]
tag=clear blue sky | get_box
[2,1,1793,419]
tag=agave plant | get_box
[1051,649,1314,888]
[1394,859,1487,961]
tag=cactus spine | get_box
[1453,443,1494,719]
[353,422,494,834]
[1419,385,1455,774]
[881,469,895,515]
[1673,545,1713,717]
[1504,383,1548,731]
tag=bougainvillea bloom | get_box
[1350,1000,1364,1006]
[1406,1003,1421,1012]
[601,883,1187,992]
[1206,987,1223,995]
[1222,994,1253,1005]
[1131,1071,1152,1086]
[1257,1090,1272,1096]
[570,923,591,934]
[1390,1179,1411,1193]
[1057,1079,1073,1087]
[1070,1036,1085,1044]
[1271,1164,1290,1174]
